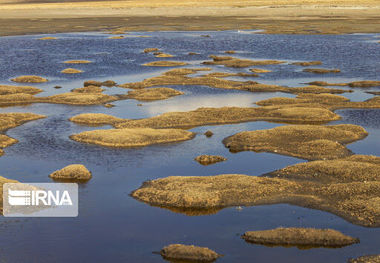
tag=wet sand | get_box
[0,0,380,36]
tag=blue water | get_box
[0,31,379,263]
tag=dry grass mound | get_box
[0,135,18,156]
[242,228,358,248]
[108,36,125,39]
[119,68,347,95]
[126,87,184,101]
[131,172,380,226]
[84,80,102,87]
[101,80,117,87]
[250,68,272,73]
[0,113,45,131]
[308,81,347,86]
[144,48,159,53]
[160,244,221,262]
[61,68,83,74]
[70,128,195,147]
[49,164,92,181]
[71,86,104,93]
[42,93,117,105]
[223,124,367,160]
[256,93,380,110]
[69,113,124,126]
[267,155,380,183]
[11,75,48,83]
[349,254,380,263]
[115,106,340,129]
[303,68,341,74]
[154,52,174,58]
[38,37,57,40]
[225,50,236,54]
[203,55,284,68]
[195,155,227,165]
[142,61,188,67]
[0,85,42,95]
[204,130,214,137]
[63,60,91,64]
[348,81,380,88]
[292,61,322,66]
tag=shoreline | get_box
[0,1,380,36]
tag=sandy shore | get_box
[0,0,380,36]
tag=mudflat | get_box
[0,0,380,36]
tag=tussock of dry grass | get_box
[108,35,124,39]
[256,93,380,110]
[242,228,358,248]
[70,128,195,147]
[69,113,124,126]
[119,68,347,94]
[303,68,341,74]
[63,60,91,64]
[267,155,380,183]
[203,55,284,68]
[126,87,184,101]
[195,155,227,165]
[49,164,92,181]
[250,68,272,73]
[115,105,340,129]
[142,61,188,67]
[349,254,380,263]
[160,244,221,262]
[292,61,322,66]
[144,48,159,53]
[154,52,174,58]
[223,124,367,160]
[0,85,42,95]
[61,68,83,74]
[0,135,18,156]
[0,113,45,132]
[131,168,380,226]
[348,81,380,88]
[38,37,57,40]
[71,86,104,93]
[11,75,48,83]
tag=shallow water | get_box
[0,31,379,263]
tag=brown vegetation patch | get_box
[49,164,92,181]
[144,48,159,53]
[0,84,42,95]
[125,87,184,101]
[224,50,236,54]
[69,113,124,126]
[242,227,358,248]
[367,91,380,95]
[84,80,102,87]
[11,75,48,83]
[142,61,188,67]
[223,124,367,160]
[160,244,221,262]
[292,61,322,66]
[307,81,347,86]
[303,68,341,74]
[101,80,117,87]
[70,128,195,147]
[195,155,227,165]
[38,37,57,40]
[348,81,380,88]
[108,35,125,39]
[63,60,92,64]
[267,155,380,183]
[0,135,18,156]
[61,68,83,74]
[349,254,380,263]
[204,130,214,137]
[203,55,285,68]
[131,171,380,226]
[119,68,347,95]
[250,68,272,73]
[0,113,45,131]
[256,93,380,110]
[154,52,174,58]
[71,86,104,93]
[115,105,340,129]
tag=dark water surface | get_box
[0,31,379,263]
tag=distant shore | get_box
[0,0,380,36]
